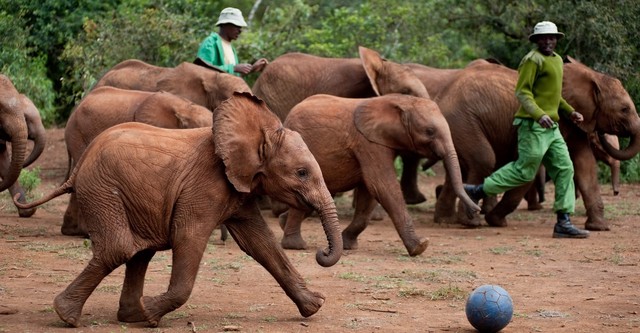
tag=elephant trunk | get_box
[0,117,28,192]
[315,197,343,267]
[22,121,46,168]
[599,128,640,161]
[611,160,620,195]
[442,149,481,213]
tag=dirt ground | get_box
[0,128,639,333]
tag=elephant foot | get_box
[458,215,483,228]
[434,214,457,225]
[585,220,610,231]
[342,233,359,250]
[140,296,168,328]
[435,185,443,198]
[403,191,427,205]
[53,292,82,328]
[18,207,36,218]
[406,237,429,257]
[485,213,508,227]
[295,290,325,318]
[117,302,147,323]
[281,234,308,250]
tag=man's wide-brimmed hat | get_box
[528,21,564,42]
[215,7,247,27]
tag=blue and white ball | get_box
[465,284,513,332]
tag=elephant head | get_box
[133,91,213,129]
[213,92,342,267]
[0,75,35,191]
[360,46,430,99]
[353,95,481,214]
[562,57,640,160]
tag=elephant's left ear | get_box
[213,92,281,193]
[354,97,414,151]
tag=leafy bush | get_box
[19,167,41,199]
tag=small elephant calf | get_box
[15,92,342,327]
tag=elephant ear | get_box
[359,46,385,96]
[354,96,416,151]
[213,92,282,193]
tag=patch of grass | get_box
[337,272,366,282]
[262,315,277,323]
[398,287,429,298]
[165,310,190,320]
[429,284,466,300]
[525,249,543,257]
[489,246,513,255]
[224,312,246,319]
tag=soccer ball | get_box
[465,285,513,333]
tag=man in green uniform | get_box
[464,21,590,238]
[195,7,267,76]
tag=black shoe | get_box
[463,184,486,204]
[553,213,590,238]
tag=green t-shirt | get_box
[196,32,240,76]
[514,50,575,121]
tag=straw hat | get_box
[528,21,564,42]
[215,7,247,27]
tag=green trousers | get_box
[483,118,575,214]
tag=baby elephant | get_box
[280,94,480,256]
[15,92,342,327]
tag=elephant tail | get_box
[13,178,74,210]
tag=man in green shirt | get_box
[195,7,268,76]
[464,21,589,238]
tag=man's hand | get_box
[538,115,554,128]
[570,111,584,124]
[250,58,268,73]
[234,63,253,75]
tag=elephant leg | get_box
[572,147,608,230]
[61,193,88,237]
[8,182,36,217]
[270,197,289,218]
[434,179,458,224]
[281,207,312,250]
[55,258,118,327]
[117,249,156,323]
[342,185,378,250]
[485,185,531,227]
[225,204,325,317]
[353,187,385,221]
[141,237,210,327]
[399,153,426,204]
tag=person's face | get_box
[535,35,558,56]
[220,24,242,41]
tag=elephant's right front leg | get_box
[281,207,312,250]
[226,208,325,317]
[342,184,378,250]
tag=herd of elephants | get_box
[1,46,638,327]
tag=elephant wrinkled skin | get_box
[281,94,480,256]
[0,75,46,217]
[62,86,214,236]
[14,92,342,328]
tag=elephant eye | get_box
[296,168,309,179]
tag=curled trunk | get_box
[23,125,46,168]
[315,198,343,267]
[599,130,640,161]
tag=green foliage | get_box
[18,167,41,198]
[0,12,56,125]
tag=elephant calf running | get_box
[14,92,342,328]
[280,93,480,257]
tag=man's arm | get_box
[514,58,546,121]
